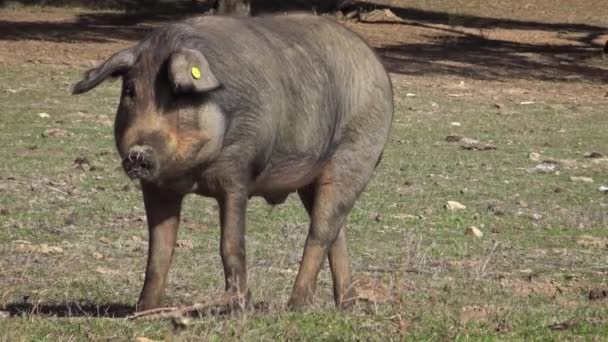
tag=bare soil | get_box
[1,4,606,104]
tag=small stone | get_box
[354,276,389,304]
[493,103,504,109]
[73,156,91,171]
[570,176,593,183]
[92,252,103,260]
[134,337,162,342]
[589,288,607,301]
[176,240,194,250]
[0,208,8,215]
[99,237,111,245]
[528,152,541,162]
[40,244,63,255]
[42,128,69,138]
[530,213,542,221]
[465,226,483,238]
[37,112,50,118]
[450,122,461,126]
[584,152,603,159]
[529,162,557,174]
[445,201,466,211]
[549,322,569,331]
[577,235,608,249]
[487,203,505,216]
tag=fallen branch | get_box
[127,293,244,320]
[127,306,177,320]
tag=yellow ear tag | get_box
[191,67,201,79]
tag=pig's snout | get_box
[122,146,157,180]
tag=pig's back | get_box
[184,14,392,177]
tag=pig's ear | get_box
[72,48,136,95]
[168,48,220,93]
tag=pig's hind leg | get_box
[289,144,381,309]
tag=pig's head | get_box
[72,45,225,183]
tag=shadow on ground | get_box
[366,4,608,82]
[4,302,135,318]
[0,1,606,82]
[3,300,270,318]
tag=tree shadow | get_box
[356,4,608,83]
[0,1,214,44]
[0,1,605,82]
[377,28,608,83]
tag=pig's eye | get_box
[123,82,136,98]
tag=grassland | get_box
[1,2,607,341]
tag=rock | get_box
[360,9,404,23]
[570,176,593,183]
[549,322,569,331]
[354,276,389,304]
[584,151,604,159]
[73,157,92,171]
[176,240,194,250]
[37,112,50,118]
[40,244,63,255]
[589,288,608,301]
[92,252,104,260]
[465,226,483,238]
[446,135,496,151]
[528,152,541,162]
[0,208,8,215]
[99,237,111,245]
[96,266,120,276]
[577,235,608,249]
[450,122,461,126]
[487,203,505,216]
[445,201,466,211]
[133,337,162,342]
[42,128,69,138]
[528,162,557,174]
[446,135,466,143]
[459,305,490,323]
[529,213,542,221]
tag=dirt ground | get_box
[1,2,608,339]
[1,3,607,103]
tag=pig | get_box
[72,12,393,312]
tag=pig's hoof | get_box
[286,295,313,310]
[223,290,251,311]
[336,287,358,310]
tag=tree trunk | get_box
[216,0,251,16]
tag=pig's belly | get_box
[249,158,327,204]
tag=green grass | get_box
[1,57,607,341]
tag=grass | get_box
[1,51,608,340]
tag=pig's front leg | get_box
[218,191,249,307]
[136,183,184,312]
